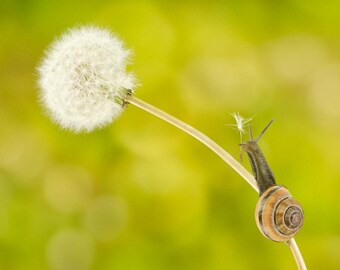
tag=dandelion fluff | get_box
[38,26,137,132]
[229,112,253,142]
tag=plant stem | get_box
[125,95,258,191]
[287,238,307,270]
[125,94,306,270]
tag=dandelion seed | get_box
[228,112,253,143]
[38,25,137,132]
[228,112,253,160]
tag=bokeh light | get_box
[43,165,93,213]
[84,195,128,241]
[46,229,95,270]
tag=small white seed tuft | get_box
[228,112,253,142]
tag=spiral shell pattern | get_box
[255,185,304,242]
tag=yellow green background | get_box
[1,0,340,269]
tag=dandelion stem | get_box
[125,95,306,270]
[125,95,258,191]
[287,238,307,270]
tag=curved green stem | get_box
[125,95,258,191]
[287,238,307,270]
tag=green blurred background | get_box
[1,0,340,269]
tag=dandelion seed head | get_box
[38,25,137,132]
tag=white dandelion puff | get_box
[38,25,137,132]
[228,112,253,143]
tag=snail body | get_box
[240,119,304,242]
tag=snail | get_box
[240,119,304,242]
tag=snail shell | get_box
[255,185,304,242]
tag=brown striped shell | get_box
[255,185,304,242]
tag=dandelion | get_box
[38,25,136,132]
[37,25,258,188]
[37,24,257,188]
